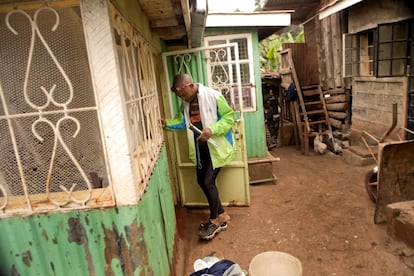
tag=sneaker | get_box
[199,221,228,231]
[199,221,221,240]
[199,212,230,231]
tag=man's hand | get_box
[197,127,212,142]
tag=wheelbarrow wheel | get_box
[365,167,378,203]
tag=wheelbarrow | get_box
[362,103,414,224]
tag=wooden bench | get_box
[248,151,280,184]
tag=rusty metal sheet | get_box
[374,140,414,224]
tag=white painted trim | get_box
[319,0,363,20]
[204,33,257,112]
[82,0,137,205]
[206,12,291,27]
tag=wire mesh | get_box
[111,8,164,197]
[0,6,108,209]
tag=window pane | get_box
[378,43,392,59]
[345,63,359,76]
[345,34,352,48]
[393,42,407,58]
[344,33,360,77]
[345,64,352,76]
[378,60,391,76]
[242,87,253,108]
[232,86,253,109]
[230,38,248,60]
[233,63,250,84]
[393,23,407,40]
[208,47,230,62]
[207,39,226,46]
[204,34,256,111]
[351,49,359,62]
[379,25,392,42]
[392,59,406,75]
[351,34,359,47]
[344,48,352,61]
[211,64,230,85]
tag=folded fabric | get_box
[190,259,245,276]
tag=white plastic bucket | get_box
[249,251,302,276]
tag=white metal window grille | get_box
[110,8,164,197]
[162,43,242,117]
[0,5,113,217]
[204,33,256,112]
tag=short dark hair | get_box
[173,74,193,87]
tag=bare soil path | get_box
[179,145,414,275]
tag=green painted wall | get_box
[0,147,176,276]
[205,27,267,158]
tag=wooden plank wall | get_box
[312,13,343,90]
[281,14,351,133]
[304,14,350,131]
[282,43,319,86]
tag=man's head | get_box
[171,74,197,102]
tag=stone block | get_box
[386,201,414,250]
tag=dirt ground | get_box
[177,145,414,275]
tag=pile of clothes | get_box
[190,252,246,276]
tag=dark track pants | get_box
[196,144,224,220]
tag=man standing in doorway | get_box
[162,73,236,240]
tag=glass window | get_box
[377,21,408,77]
[204,33,256,112]
[343,34,360,77]
[344,20,409,78]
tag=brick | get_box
[386,201,414,250]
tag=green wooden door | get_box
[162,43,250,206]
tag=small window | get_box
[377,22,408,77]
[344,21,409,78]
[204,33,256,112]
[344,30,376,77]
[344,33,359,77]
[0,5,113,216]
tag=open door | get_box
[162,43,250,206]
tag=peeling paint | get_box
[0,148,173,275]
[11,264,18,276]
[21,250,32,267]
[102,219,151,275]
[68,217,87,245]
[67,217,94,274]
[50,261,55,274]
[42,229,48,241]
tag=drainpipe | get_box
[189,0,207,48]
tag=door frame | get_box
[161,43,250,207]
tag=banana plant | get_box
[259,28,305,72]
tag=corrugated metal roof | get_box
[263,0,322,24]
